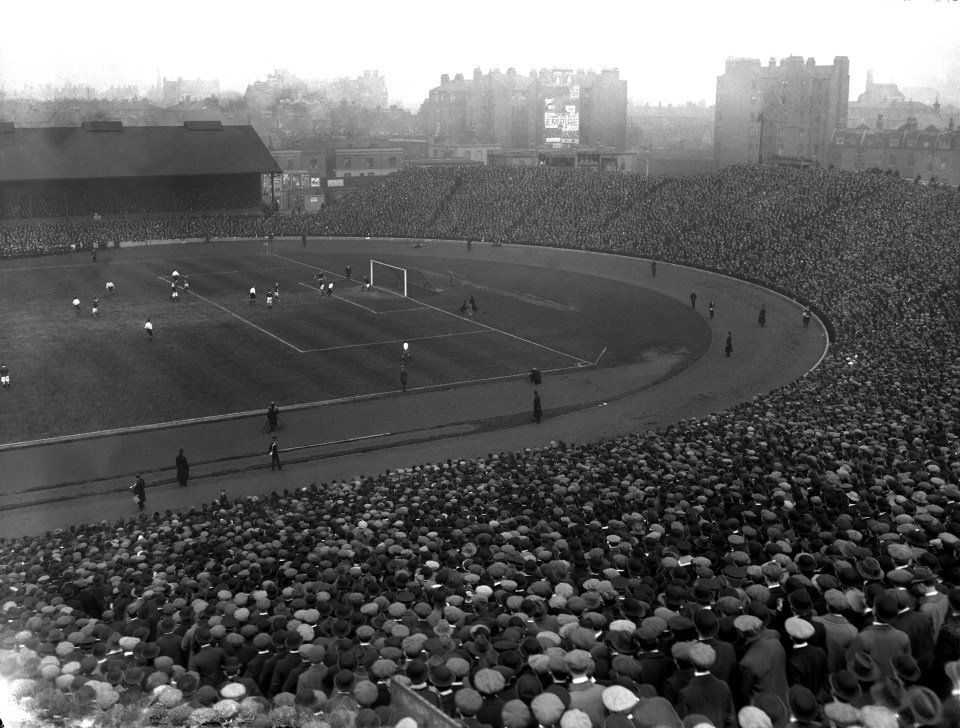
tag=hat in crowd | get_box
[738,706,773,728]
[631,697,681,728]
[823,702,861,728]
[532,692,566,726]
[784,617,815,641]
[829,670,862,703]
[503,699,532,728]
[561,709,593,728]
[455,688,483,716]
[906,686,943,726]
[601,685,639,713]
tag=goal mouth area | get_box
[370,259,441,296]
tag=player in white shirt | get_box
[144,319,153,342]
[105,281,116,295]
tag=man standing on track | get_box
[176,449,190,487]
[534,391,543,424]
[725,331,733,357]
[267,402,280,432]
[269,437,282,470]
[130,474,146,511]
[690,291,697,308]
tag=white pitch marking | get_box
[300,329,492,354]
[376,285,590,366]
[158,276,304,353]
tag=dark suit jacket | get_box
[189,645,226,689]
[677,672,737,728]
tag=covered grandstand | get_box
[0,121,281,219]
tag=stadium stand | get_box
[2,165,960,727]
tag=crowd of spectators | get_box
[3,166,960,727]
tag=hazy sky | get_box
[2,0,959,107]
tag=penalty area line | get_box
[300,329,493,354]
[377,286,592,367]
[158,276,305,353]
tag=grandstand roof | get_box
[0,123,282,182]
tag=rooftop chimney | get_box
[877,114,884,130]
[441,74,450,85]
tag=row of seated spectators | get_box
[3,166,960,728]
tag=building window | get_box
[344,172,352,177]
[942,159,948,170]
[342,158,352,168]
[287,161,293,168]
[389,157,397,166]
[366,157,375,168]
[311,158,318,167]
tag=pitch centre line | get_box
[157,276,305,353]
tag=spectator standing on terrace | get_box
[725,331,733,357]
[709,300,715,319]
[144,318,153,342]
[175,449,189,487]
[690,290,697,308]
[91,249,96,263]
[129,473,145,511]
[268,436,281,470]
[759,305,767,328]
[803,308,811,328]
[534,391,542,423]
[651,261,657,277]
[301,231,307,247]
[0,362,10,389]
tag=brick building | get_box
[714,55,849,169]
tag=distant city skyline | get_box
[2,0,959,108]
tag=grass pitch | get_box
[0,239,709,444]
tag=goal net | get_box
[370,260,439,296]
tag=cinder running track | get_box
[0,240,827,537]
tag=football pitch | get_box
[0,239,710,445]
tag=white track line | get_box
[158,276,304,353]
[300,329,492,354]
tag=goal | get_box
[370,260,439,296]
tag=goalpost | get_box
[370,260,407,297]
[370,260,440,296]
